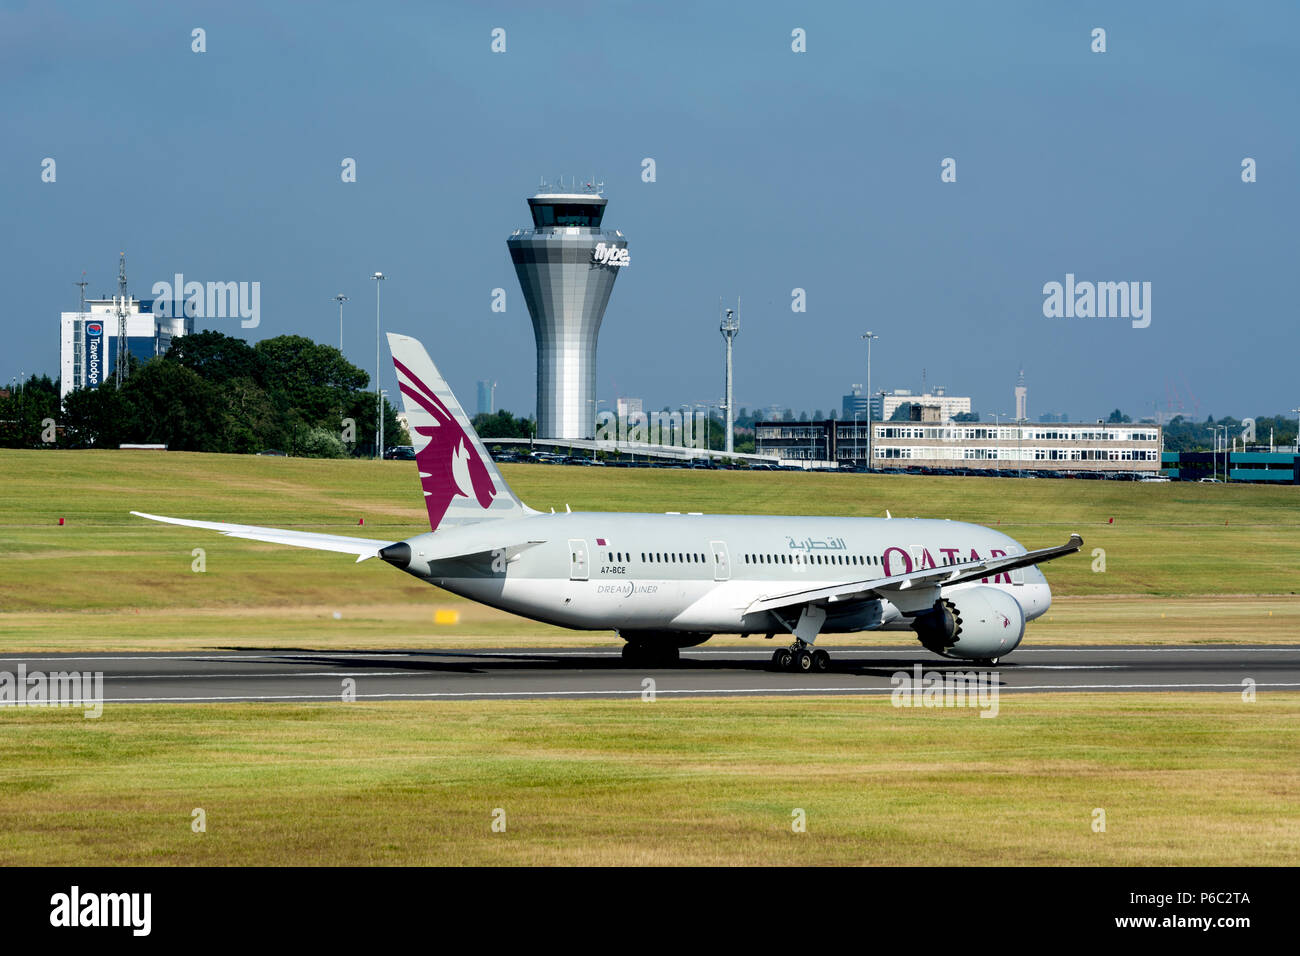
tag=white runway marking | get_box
[0,653,417,663]
[2,646,1295,666]
[15,681,1298,706]
[99,671,416,681]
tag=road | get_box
[1,645,1296,704]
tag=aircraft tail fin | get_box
[387,332,532,531]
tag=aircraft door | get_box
[568,539,589,581]
[710,541,731,581]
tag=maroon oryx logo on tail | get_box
[393,357,498,530]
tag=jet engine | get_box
[911,586,1026,661]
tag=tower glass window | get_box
[529,202,605,229]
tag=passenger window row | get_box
[743,553,878,567]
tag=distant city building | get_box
[880,387,971,423]
[476,380,496,417]
[756,419,1162,473]
[753,420,836,464]
[866,421,1160,472]
[59,297,192,399]
[616,397,643,419]
[837,385,868,421]
[1015,368,1028,421]
[1038,412,1069,423]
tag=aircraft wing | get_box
[131,511,396,563]
[746,533,1083,615]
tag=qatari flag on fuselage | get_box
[596,538,607,546]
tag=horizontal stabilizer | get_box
[131,511,396,562]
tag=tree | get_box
[165,330,267,385]
[1106,408,1131,424]
[221,376,291,453]
[255,335,369,427]
[61,381,132,448]
[0,374,61,448]
[298,427,347,458]
[952,411,980,422]
[341,391,403,456]
[472,410,535,439]
[121,359,228,451]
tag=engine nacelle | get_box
[911,586,1026,661]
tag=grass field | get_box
[1,694,1296,866]
[2,450,1297,867]
[0,449,1296,651]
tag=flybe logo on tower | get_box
[592,243,629,267]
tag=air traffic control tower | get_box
[507,183,628,440]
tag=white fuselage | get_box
[396,513,1051,637]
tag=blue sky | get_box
[5,1,1297,422]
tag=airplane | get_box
[133,332,1083,672]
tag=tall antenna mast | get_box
[719,297,740,455]
[75,274,89,389]
[114,252,129,387]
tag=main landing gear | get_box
[771,640,831,673]
[769,604,832,673]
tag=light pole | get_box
[1016,417,1026,477]
[992,413,1006,473]
[694,402,712,458]
[720,303,739,455]
[1206,425,1221,480]
[861,332,879,470]
[379,388,387,458]
[333,294,349,352]
[371,272,385,459]
[853,411,859,464]
[587,398,607,448]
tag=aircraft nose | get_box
[379,542,411,569]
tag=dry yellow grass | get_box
[1,694,1296,866]
[1,595,1295,653]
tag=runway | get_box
[1,644,1298,704]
